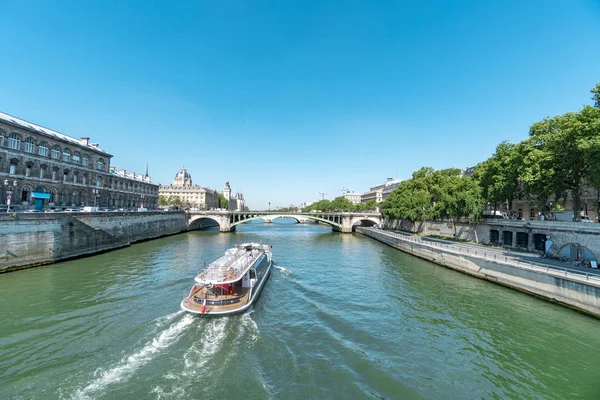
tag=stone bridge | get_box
[187,211,382,233]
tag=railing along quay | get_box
[360,228,600,285]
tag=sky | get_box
[1,1,599,209]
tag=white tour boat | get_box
[181,243,272,315]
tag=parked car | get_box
[24,209,42,213]
[580,216,594,223]
[64,208,80,213]
[0,208,8,213]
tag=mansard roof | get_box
[0,111,111,156]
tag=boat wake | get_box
[181,317,229,377]
[152,313,261,398]
[274,265,292,276]
[69,313,194,400]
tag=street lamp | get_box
[268,201,270,211]
[4,179,17,212]
[92,188,100,208]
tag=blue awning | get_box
[31,192,51,199]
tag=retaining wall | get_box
[0,212,193,272]
[384,219,489,242]
[359,228,600,318]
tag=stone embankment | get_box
[358,227,600,318]
[0,212,215,273]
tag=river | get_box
[1,221,599,399]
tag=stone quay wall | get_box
[359,228,600,318]
[0,212,194,273]
[384,219,489,242]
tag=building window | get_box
[530,208,535,218]
[73,152,81,164]
[518,208,523,218]
[0,134,4,146]
[62,149,71,162]
[9,164,16,175]
[63,172,69,183]
[51,146,60,159]
[38,142,49,157]
[82,155,88,167]
[8,133,20,150]
[73,174,78,184]
[24,138,35,153]
[21,188,29,202]
[52,170,57,181]
[97,158,105,171]
[82,175,87,185]
[40,167,46,179]
[96,175,101,187]
[25,166,31,177]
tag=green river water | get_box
[1,221,600,399]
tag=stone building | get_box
[361,178,402,203]
[223,181,245,211]
[158,168,219,210]
[0,111,158,210]
[344,192,362,204]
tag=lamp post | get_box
[4,179,17,212]
[92,188,100,208]
[268,202,270,212]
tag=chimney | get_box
[109,166,116,173]
[120,169,126,176]
[91,143,99,148]
[81,137,90,146]
[128,172,135,178]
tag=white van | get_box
[82,206,99,212]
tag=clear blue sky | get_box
[1,1,599,209]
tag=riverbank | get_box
[0,212,211,273]
[358,227,600,318]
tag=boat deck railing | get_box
[197,249,262,283]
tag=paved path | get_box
[378,228,600,277]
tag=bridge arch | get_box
[349,217,380,232]
[188,216,221,231]
[230,214,342,229]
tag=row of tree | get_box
[381,83,600,222]
[302,197,377,212]
[380,167,483,222]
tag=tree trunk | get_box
[572,185,582,222]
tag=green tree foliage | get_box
[303,197,378,212]
[158,195,181,207]
[520,105,600,219]
[218,193,229,210]
[591,83,600,109]
[381,167,483,222]
[473,141,523,211]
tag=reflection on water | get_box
[0,222,599,399]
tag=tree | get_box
[380,167,483,223]
[218,193,229,210]
[520,104,600,220]
[473,141,523,212]
[592,83,600,109]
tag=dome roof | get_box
[175,168,191,179]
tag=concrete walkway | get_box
[380,228,600,277]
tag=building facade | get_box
[361,178,402,203]
[0,112,158,210]
[158,168,219,210]
[344,192,362,204]
[223,181,245,211]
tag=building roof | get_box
[0,111,111,155]
[175,168,191,179]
